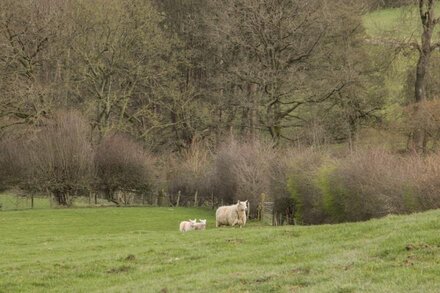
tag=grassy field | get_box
[0,193,50,210]
[363,5,440,40]
[1,207,439,292]
[0,193,117,211]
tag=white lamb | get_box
[179,219,196,232]
[215,200,248,228]
[193,219,207,230]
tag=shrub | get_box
[314,161,345,222]
[328,149,404,222]
[273,196,295,225]
[28,111,94,205]
[210,138,276,217]
[165,142,213,205]
[407,153,440,211]
[285,147,440,224]
[286,148,331,224]
[0,138,27,190]
[95,133,155,203]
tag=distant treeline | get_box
[0,0,389,150]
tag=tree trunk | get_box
[53,191,68,206]
[411,0,437,153]
[248,83,258,140]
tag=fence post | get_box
[194,191,198,207]
[176,190,181,207]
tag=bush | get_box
[407,154,440,211]
[286,148,331,224]
[0,138,27,190]
[28,111,94,205]
[95,133,155,203]
[286,147,440,224]
[328,149,405,222]
[165,142,212,204]
[273,196,295,225]
[210,138,276,217]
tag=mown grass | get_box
[1,207,439,292]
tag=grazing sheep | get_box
[193,219,207,230]
[179,219,196,232]
[216,200,248,228]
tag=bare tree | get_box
[205,0,374,145]
[409,0,440,152]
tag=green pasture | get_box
[1,206,439,292]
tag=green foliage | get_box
[284,148,440,224]
[1,207,440,292]
[402,186,421,212]
[314,161,345,222]
[286,176,302,223]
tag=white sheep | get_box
[179,219,196,232]
[215,200,248,228]
[193,219,207,230]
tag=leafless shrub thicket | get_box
[95,133,156,204]
[27,111,94,205]
[2,123,440,222]
[0,111,156,206]
[209,139,278,217]
[165,143,212,202]
[0,138,27,190]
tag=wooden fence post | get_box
[176,190,181,207]
[194,191,198,207]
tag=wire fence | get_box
[1,193,295,226]
[0,191,219,211]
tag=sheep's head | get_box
[237,200,248,212]
[199,219,207,225]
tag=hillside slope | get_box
[0,207,439,292]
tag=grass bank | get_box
[0,207,439,292]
